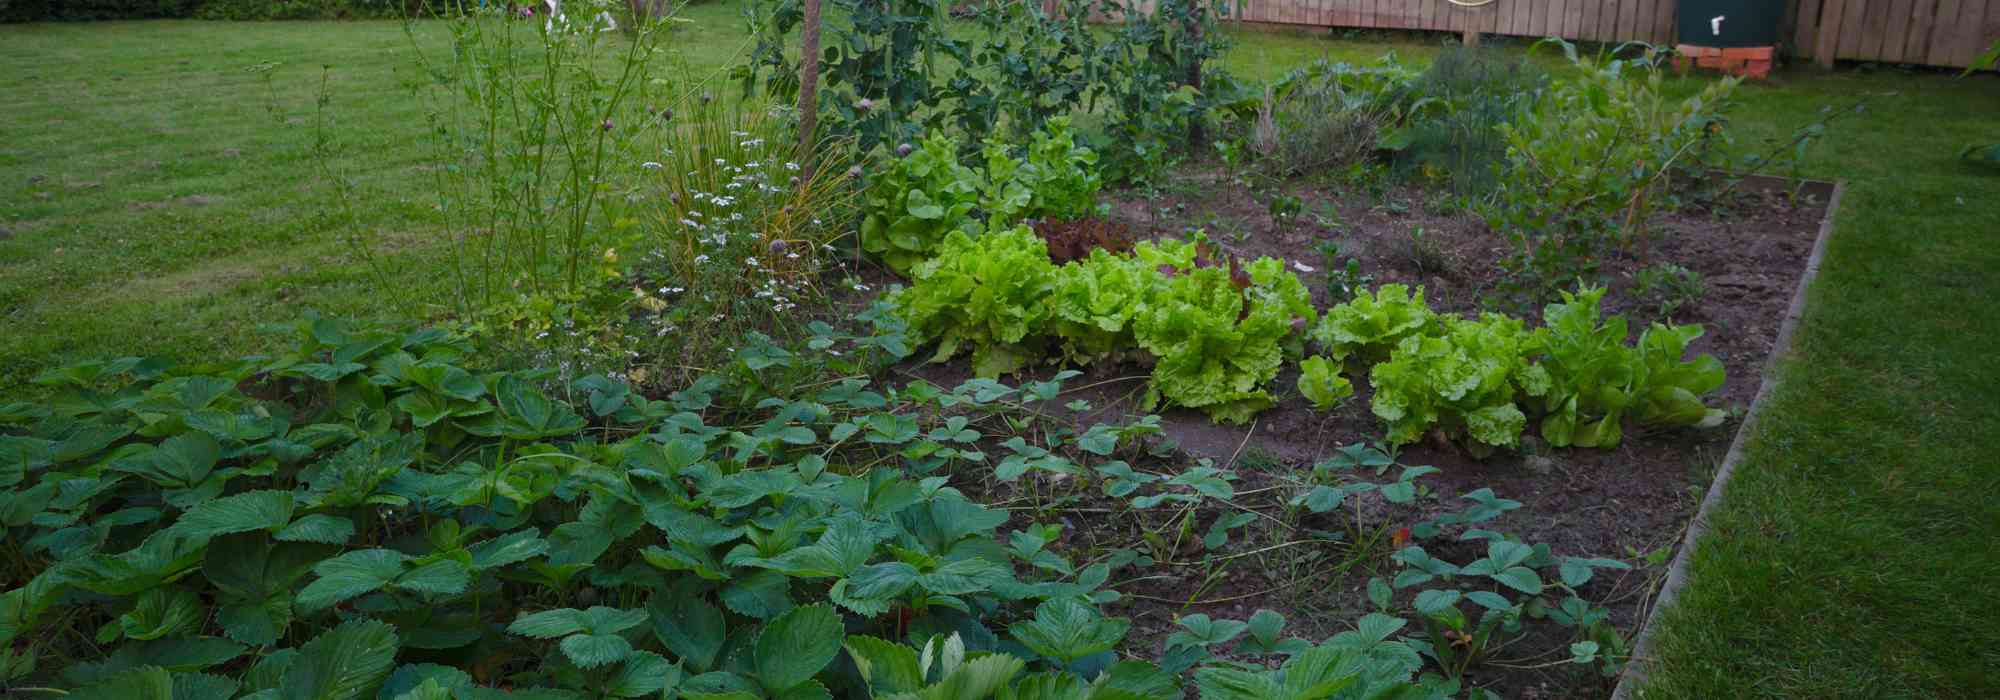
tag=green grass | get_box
[1631,68,2000,698]
[0,4,753,388]
[2,9,1998,697]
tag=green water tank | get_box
[1677,0,1784,47]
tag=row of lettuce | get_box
[0,314,1542,698]
[872,126,1728,452]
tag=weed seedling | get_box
[1316,239,1372,301]
[1405,226,1449,276]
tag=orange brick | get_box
[1721,46,1775,61]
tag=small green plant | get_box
[1296,355,1354,410]
[1404,225,1449,276]
[1309,201,1346,231]
[1315,239,1373,302]
[1629,262,1706,320]
[1265,191,1305,228]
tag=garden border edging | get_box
[1610,177,1845,700]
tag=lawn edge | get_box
[1609,177,1846,699]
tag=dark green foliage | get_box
[0,314,1112,696]
[740,0,1233,185]
[1389,46,1545,197]
[1,0,410,21]
[2,0,199,21]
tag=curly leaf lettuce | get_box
[1050,250,1156,363]
[1133,243,1316,424]
[1530,286,1638,448]
[1369,314,1543,453]
[892,225,1059,378]
[1310,283,1435,362]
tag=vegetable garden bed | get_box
[888,170,1839,698]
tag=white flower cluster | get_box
[640,130,820,332]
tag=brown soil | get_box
[895,167,1832,698]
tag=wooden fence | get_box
[1225,0,2000,67]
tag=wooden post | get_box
[1463,27,1481,45]
[797,0,823,173]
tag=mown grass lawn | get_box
[0,4,754,389]
[2,8,1998,697]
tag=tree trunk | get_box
[1185,0,1206,149]
[796,0,824,176]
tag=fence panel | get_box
[1225,0,1998,66]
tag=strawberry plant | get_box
[0,315,1194,699]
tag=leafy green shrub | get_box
[892,225,1060,377]
[1251,77,1390,178]
[1309,283,1436,363]
[1387,46,1544,197]
[1369,314,1548,454]
[741,0,1234,185]
[1481,45,1738,301]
